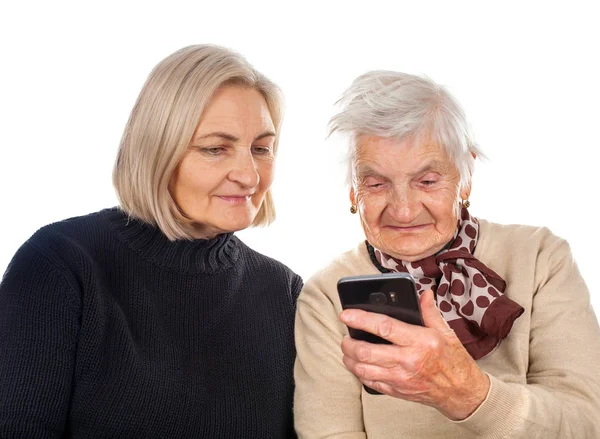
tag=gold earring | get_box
[462,199,470,208]
[350,205,358,214]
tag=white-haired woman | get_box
[0,45,301,438]
[294,71,600,438]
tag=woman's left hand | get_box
[340,289,490,421]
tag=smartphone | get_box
[337,272,424,394]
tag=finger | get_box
[361,379,395,397]
[342,354,404,383]
[419,289,454,335]
[361,379,430,403]
[341,336,402,368]
[341,336,434,377]
[340,308,424,346]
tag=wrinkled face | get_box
[170,85,276,239]
[351,135,469,261]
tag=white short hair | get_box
[328,71,484,189]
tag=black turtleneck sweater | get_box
[0,208,302,438]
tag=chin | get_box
[222,218,255,233]
[392,251,430,262]
[375,235,436,261]
[215,209,257,231]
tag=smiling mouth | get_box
[385,224,431,231]
[216,195,252,204]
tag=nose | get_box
[388,186,421,223]
[228,150,259,188]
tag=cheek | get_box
[172,158,219,201]
[358,194,387,225]
[425,193,459,230]
[257,162,275,190]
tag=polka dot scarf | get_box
[370,207,525,360]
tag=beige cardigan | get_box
[294,219,600,438]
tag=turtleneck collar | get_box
[101,208,240,274]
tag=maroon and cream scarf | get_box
[370,207,524,360]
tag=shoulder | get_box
[302,241,378,302]
[0,209,112,303]
[3,209,116,286]
[25,209,114,265]
[295,242,379,321]
[477,218,567,257]
[233,236,299,278]
[30,208,113,241]
[232,236,303,296]
[475,218,575,292]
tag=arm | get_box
[290,273,304,305]
[286,272,303,439]
[456,239,600,438]
[0,241,80,438]
[334,236,600,438]
[293,278,366,439]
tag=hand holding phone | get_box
[337,272,424,394]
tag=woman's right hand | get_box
[340,289,490,421]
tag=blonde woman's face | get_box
[351,135,469,261]
[170,85,276,239]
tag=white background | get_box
[1,1,598,313]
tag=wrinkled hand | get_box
[340,289,490,421]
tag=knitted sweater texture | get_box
[0,208,302,438]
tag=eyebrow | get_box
[355,164,388,180]
[409,160,444,176]
[355,159,444,179]
[193,131,276,142]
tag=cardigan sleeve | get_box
[0,240,81,438]
[293,272,367,438]
[456,238,600,438]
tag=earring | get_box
[350,205,358,214]
[461,199,471,208]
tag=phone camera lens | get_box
[369,292,388,305]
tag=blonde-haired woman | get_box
[0,45,301,438]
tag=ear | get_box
[349,187,357,205]
[460,180,472,201]
[460,153,477,200]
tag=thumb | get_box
[420,289,453,334]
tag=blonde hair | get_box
[113,45,283,240]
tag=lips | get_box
[385,224,431,231]
[216,195,252,204]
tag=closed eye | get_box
[418,172,440,187]
[199,146,226,156]
[362,175,387,189]
[251,146,272,155]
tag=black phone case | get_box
[337,273,424,395]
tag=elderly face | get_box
[169,85,275,239]
[351,135,469,261]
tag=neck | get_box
[104,208,239,273]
